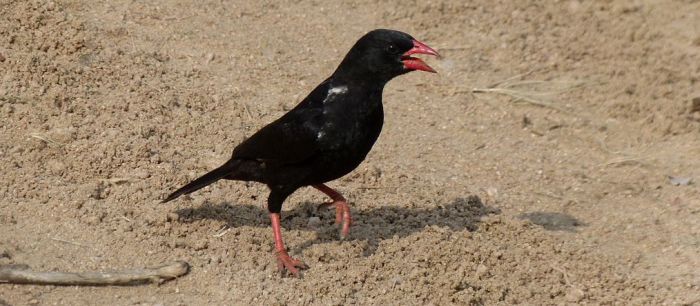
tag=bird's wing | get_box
[231,80,331,165]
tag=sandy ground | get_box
[1,0,699,305]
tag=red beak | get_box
[402,39,440,73]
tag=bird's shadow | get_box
[175,195,500,256]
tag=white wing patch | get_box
[318,85,347,140]
[329,86,348,95]
[323,85,348,104]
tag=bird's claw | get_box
[275,251,308,278]
[317,200,352,238]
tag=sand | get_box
[1,0,699,304]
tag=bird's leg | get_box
[269,213,307,277]
[313,184,352,238]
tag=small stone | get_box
[690,97,700,113]
[193,240,208,251]
[71,201,83,210]
[172,238,188,249]
[131,168,150,179]
[389,276,402,287]
[565,287,585,302]
[47,159,66,174]
[9,146,23,154]
[89,182,107,199]
[485,187,498,204]
[693,36,700,47]
[85,215,100,225]
[476,264,489,278]
[156,212,170,226]
[669,176,692,186]
[308,216,321,227]
[205,52,215,64]
[166,212,179,222]
[0,53,5,62]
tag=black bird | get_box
[162,29,439,276]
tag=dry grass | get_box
[469,70,592,115]
[28,133,66,146]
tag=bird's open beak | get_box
[401,39,440,73]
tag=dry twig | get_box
[50,237,89,248]
[28,133,67,146]
[212,225,230,237]
[551,265,573,286]
[0,261,189,286]
[241,102,254,120]
[594,138,655,167]
[101,177,132,185]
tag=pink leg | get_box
[313,184,352,238]
[270,213,307,277]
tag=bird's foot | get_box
[275,250,308,277]
[318,200,352,238]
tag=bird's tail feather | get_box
[161,161,237,203]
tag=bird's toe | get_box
[276,252,308,278]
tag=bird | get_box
[162,29,439,277]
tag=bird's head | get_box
[334,29,440,83]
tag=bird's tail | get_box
[161,161,238,203]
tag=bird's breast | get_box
[317,96,384,153]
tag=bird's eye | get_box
[387,44,399,54]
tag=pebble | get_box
[166,212,179,222]
[476,263,489,278]
[485,187,499,203]
[193,240,209,251]
[308,216,321,227]
[565,287,585,302]
[389,276,402,287]
[690,97,700,113]
[131,168,150,179]
[205,52,215,64]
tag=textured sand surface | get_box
[1,0,699,304]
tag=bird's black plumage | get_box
[162,29,438,276]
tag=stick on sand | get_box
[0,261,189,286]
